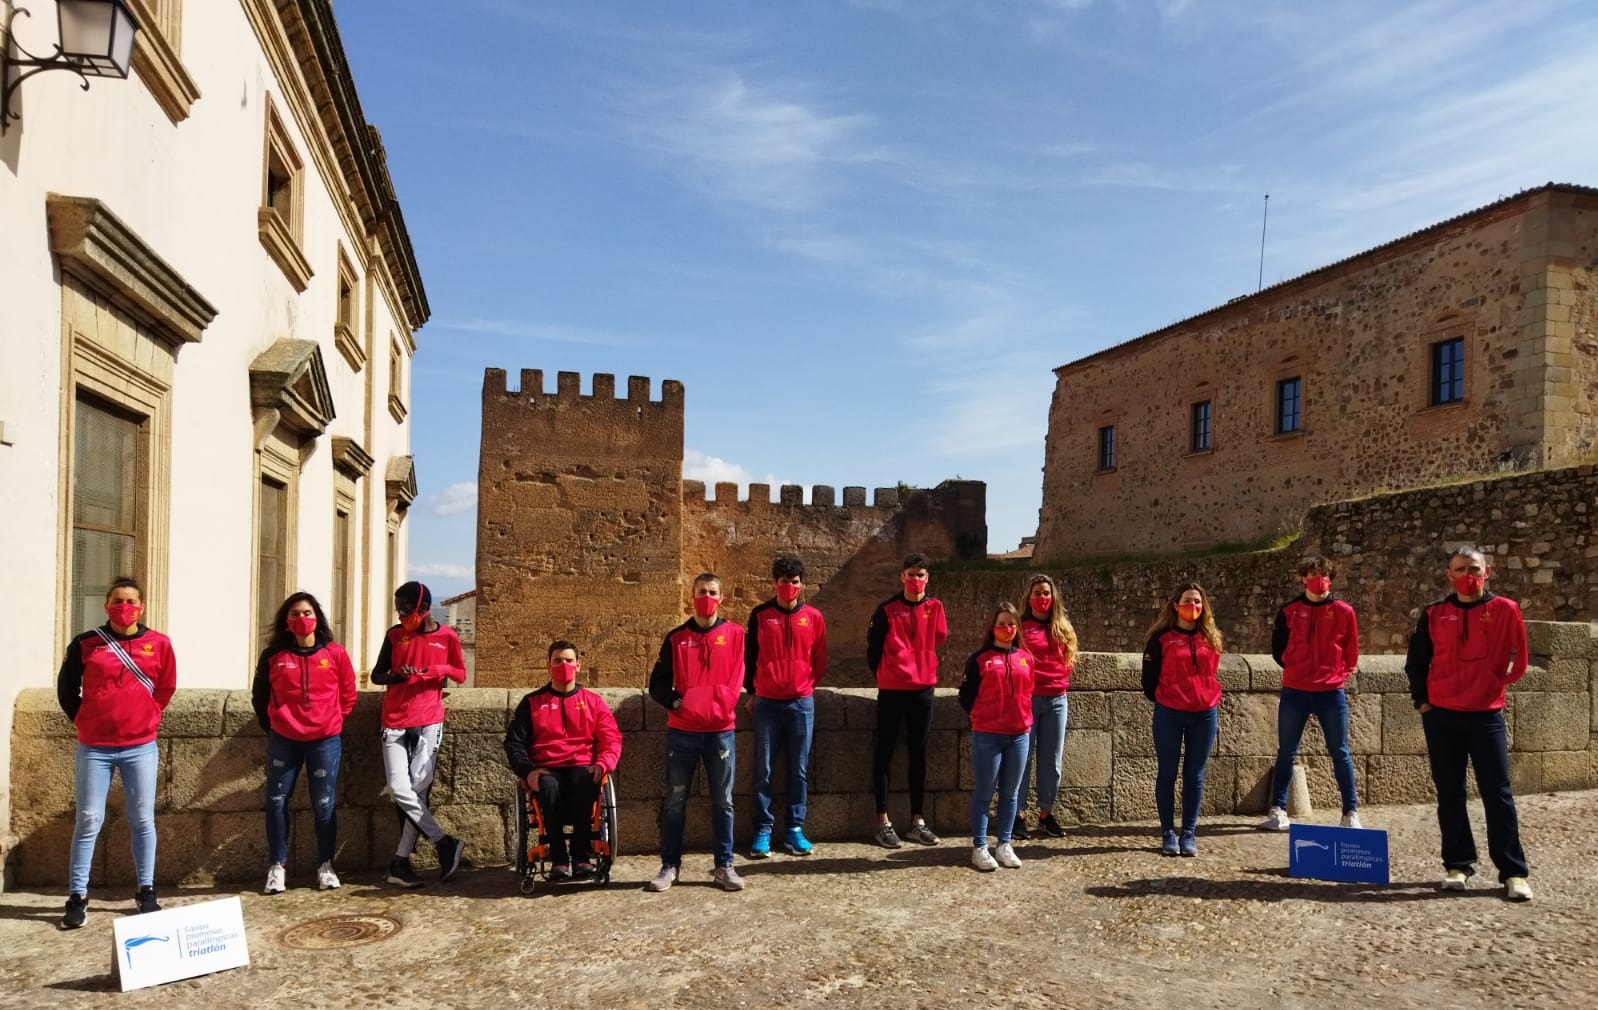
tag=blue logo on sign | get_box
[1288,823,1389,885]
[122,934,171,968]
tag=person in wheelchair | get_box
[503,640,622,881]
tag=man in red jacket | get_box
[1406,546,1532,902]
[645,573,747,893]
[1259,556,1362,832]
[503,641,622,880]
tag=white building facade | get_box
[0,0,429,855]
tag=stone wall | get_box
[942,463,1598,658]
[1036,184,1598,560]
[9,622,1594,888]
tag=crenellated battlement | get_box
[681,480,908,511]
[482,368,685,409]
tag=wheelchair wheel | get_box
[595,775,618,884]
[515,786,539,895]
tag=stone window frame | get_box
[330,436,373,650]
[387,334,408,422]
[1269,355,1307,441]
[334,244,364,371]
[253,432,300,654]
[126,0,199,124]
[1415,316,1474,414]
[1094,417,1119,474]
[258,96,313,292]
[1182,379,1217,458]
[1429,336,1467,407]
[1189,399,1213,453]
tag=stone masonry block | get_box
[1526,621,1598,659]
[432,803,509,868]
[1541,750,1595,792]
[451,732,521,805]
[1071,653,1142,692]
[1381,695,1428,755]
[1365,754,1434,805]
[444,688,512,734]
[615,798,659,855]
[1510,752,1541,794]
[159,690,228,736]
[1348,692,1382,755]
[811,728,872,795]
[928,792,966,837]
[341,692,383,736]
[1512,658,1587,693]
[616,730,667,801]
[838,689,881,731]
[1215,692,1277,757]
[339,730,391,808]
[203,810,273,882]
[811,691,846,730]
[1234,756,1274,814]
[1249,659,1284,692]
[1513,692,1589,751]
[1053,787,1112,826]
[1061,729,1112,788]
[9,817,73,886]
[957,732,973,791]
[1110,692,1155,757]
[1200,756,1238,815]
[9,734,80,826]
[11,688,76,737]
[1067,691,1109,729]
[594,688,646,731]
[1217,654,1252,693]
[289,805,371,878]
[103,811,207,886]
[1354,656,1411,694]
[1110,756,1158,822]
[221,690,267,737]
[802,792,851,840]
[931,692,967,731]
[169,736,265,812]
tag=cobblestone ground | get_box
[1,791,1594,1010]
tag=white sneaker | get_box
[644,864,679,893]
[1505,877,1533,902]
[1340,811,1364,829]
[1258,807,1291,832]
[315,861,340,890]
[711,865,745,892]
[994,843,1022,869]
[971,846,998,872]
[1441,869,1469,891]
[264,863,286,895]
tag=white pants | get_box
[381,723,444,857]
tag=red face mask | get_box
[287,615,317,638]
[693,595,719,619]
[775,583,802,605]
[400,610,428,632]
[1030,595,1052,614]
[1176,603,1203,622]
[550,660,578,684]
[1304,576,1331,596]
[903,577,928,597]
[1450,574,1485,597]
[106,602,142,628]
[993,624,1017,644]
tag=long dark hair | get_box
[268,591,335,652]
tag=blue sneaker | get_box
[750,827,772,859]
[784,826,813,856]
[1179,830,1198,857]
[1160,830,1180,856]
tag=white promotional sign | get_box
[111,896,251,991]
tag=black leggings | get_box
[873,687,935,816]
[535,766,599,861]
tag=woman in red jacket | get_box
[251,592,357,894]
[55,577,177,929]
[1014,574,1078,841]
[958,603,1036,872]
[1141,583,1223,858]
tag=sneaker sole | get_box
[748,849,771,859]
[441,851,464,882]
[783,846,812,856]
[386,876,425,889]
[1441,880,1468,891]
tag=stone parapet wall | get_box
[9,622,1593,888]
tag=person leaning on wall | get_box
[1141,582,1223,859]
[55,577,177,930]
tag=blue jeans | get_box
[970,731,1030,847]
[1151,704,1218,834]
[752,695,814,832]
[70,740,159,894]
[1422,707,1529,882]
[265,731,343,865]
[1024,694,1069,816]
[661,728,736,868]
[1270,687,1358,813]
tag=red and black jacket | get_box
[1019,616,1073,696]
[648,617,746,733]
[958,645,1036,735]
[1272,596,1360,691]
[370,622,467,729]
[1141,627,1222,712]
[57,624,177,747]
[1405,592,1527,712]
[745,600,828,700]
[251,641,358,741]
[503,685,623,778]
[866,595,949,690]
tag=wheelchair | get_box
[515,772,618,895]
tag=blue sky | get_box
[335,0,1598,601]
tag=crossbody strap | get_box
[93,628,156,698]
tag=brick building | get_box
[1036,183,1598,560]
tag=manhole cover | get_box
[279,914,403,950]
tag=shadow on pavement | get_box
[1085,872,1507,904]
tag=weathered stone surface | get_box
[1354,656,1411,695]
[1054,786,1112,825]
[1217,655,1252,693]
[169,736,265,812]
[340,691,383,736]
[1215,692,1277,757]
[1067,691,1109,730]
[617,730,667,801]
[450,732,520,806]
[160,690,228,736]
[1381,695,1428,755]
[1249,658,1284,692]
[1072,653,1142,692]
[443,688,512,734]
[1200,756,1238,815]
[1510,752,1542,794]
[103,811,207,886]
[8,817,74,886]
[288,804,371,879]
[1366,754,1434,805]
[1541,750,1595,791]
[1509,658,1588,693]
[203,810,273,884]
[12,689,77,737]
[437,803,509,868]
[593,688,646,731]
[1348,692,1383,755]
[1061,730,1113,788]
[1110,692,1155,757]
[1513,692,1590,751]
[1527,620,1598,659]
[221,690,267,737]
[9,734,80,825]
[1110,756,1158,822]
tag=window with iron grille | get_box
[1277,377,1302,434]
[1190,400,1212,452]
[1096,425,1116,470]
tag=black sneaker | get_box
[386,857,425,889]
[436,835,464,882]
[1038,813,1067,838]
[60,894,88,930]
[1011,816,1031,841]
[548,863,573,882]
[135,886,161,914]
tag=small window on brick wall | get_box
[1190,400,1212,452]
[1430,337,1465,406]
[1276,377,1302,434]
[1096,424,1116,471]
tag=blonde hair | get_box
[1025,574,1078,667]
[1145,581,1223,654]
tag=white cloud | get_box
[683,448,786,501]
[410,562,473,580]
[426,481,478,517]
